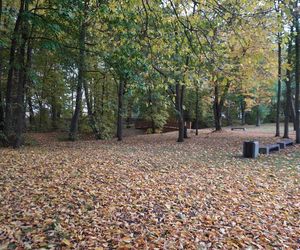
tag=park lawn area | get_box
[0,126,299,249]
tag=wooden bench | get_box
[231,127,246,131]
[259,144,280,155]
[277,139,294,149]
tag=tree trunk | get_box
[275,31,282,137]
[284,96,290,138]
[84,80,100,139]
[213,85,222,131]
[4,0,24,145]
[295,7,300,143]
[226,105,232,126]
[51,94,58,130]
[284,26,293,139]
[149,87,156,134]
[0,48,3,132]
[147,85,155,133]
[256,105,261,127]
[117,79,124,141]
[37,99,43,130]
[176,83,185,142]
[26,42,34,127]
[195,85,199,135]
[0,0,4,133]
[100,81,104,116]
[214,105,222,131]
[12,0,30,148]
[291,96,296,130]
[69,20,86,141]
[241,99,246,125]
[14,34,27,148]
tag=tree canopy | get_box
[0,0,299,147]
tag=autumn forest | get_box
[0,0,299,249]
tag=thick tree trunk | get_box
[117,79,124,141]
[284,27,293,139]
[295,9,300,143]
[275,32,282,137]
[0,0,4,133]
[0,49,3,132]
[69,20,86,141]
[195,85,199,135]
[14,36,27,148]
[4,0,24,145]
[13,0,30,148]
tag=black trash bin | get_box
[243,141,259,158]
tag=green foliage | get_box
[0,0,283,143]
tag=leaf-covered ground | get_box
[0,126,299,249]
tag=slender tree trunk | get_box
[51,90,58,130]
[226,105,232,126]
[38,99,43,130]
[69,18,87,140]
[241,99,246,125]
[117,79,124,141]
[295,7,300,143]
[284,27,293,138]
[126,101,132,129]
[84,81,100,139]
[195,85,199,135]
[256,105,261,127]
[71,90,74,111]
[51,104,57,130]
[26,43,35,126]
[213,80,231,131]
[148,86,155,133]
[275,31,282,137]
[101,81,105,116]
[214,105,222,131]
[176,83,185,142]
[213,85,222,131]
[291,96,296,130]
[284,95,290,138]
[27,97,34,125]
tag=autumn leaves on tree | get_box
[0,0,300,147]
